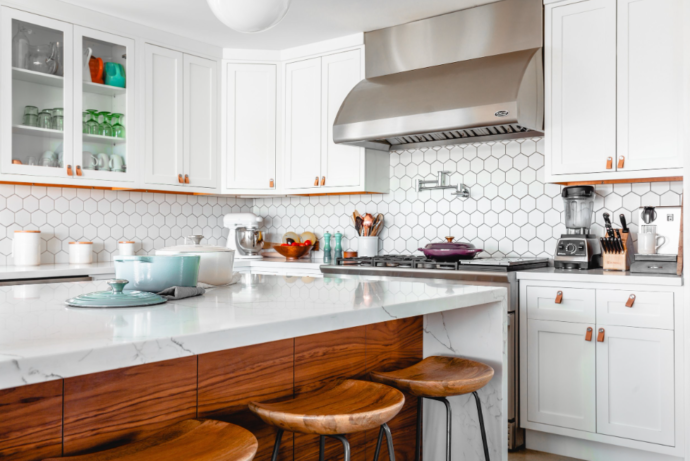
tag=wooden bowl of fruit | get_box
[274,239,314,261]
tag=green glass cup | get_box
[111,113,125,139]
[98,111,112,137]
[82,112,90,134]
[86,109,100,135]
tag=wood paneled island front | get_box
[0,275,507,461]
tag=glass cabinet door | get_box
[74,26,134,183]
[1,8,74,178]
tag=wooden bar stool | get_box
[370,356,494,461]
[44,419,258,461]
[248,379,404,461]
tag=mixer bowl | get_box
[235,227,264,255]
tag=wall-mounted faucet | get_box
[416,171,470,199]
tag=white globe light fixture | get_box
[207,0,292,34]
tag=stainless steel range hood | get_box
[333,0,544,152]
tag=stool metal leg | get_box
[472,391,491,461]
[372,423,396,461]
[327,435,351,461]
[271,429,284,461]
[428,397,451,461]
[373,425,384,461]
[414,397,423,461]
[319,435,326,461]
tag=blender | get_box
[554,186,602,270]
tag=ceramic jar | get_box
[358,236,378,257]
[13,230,41,266]
[69,241,93,264]
[118,241,135,256]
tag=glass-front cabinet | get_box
[0,8,134,184]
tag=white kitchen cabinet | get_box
[184,54,217,189]
[616,0,684,172]
[144,44,184,187]
[526,319,596,432]
[596,325,675,446]
[224,63,276,191]
[545,0,616,176]
[144,44,218,190]
[545,0,684,181]
[284,57,321,189]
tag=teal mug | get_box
[104,62,125,88]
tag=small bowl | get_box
[273,245,313,261]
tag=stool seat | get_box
[44,419,258,461]
[370,356,494,398]
[248,379,404,435]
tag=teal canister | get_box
[323,231,332,263]
[334,232,343,260]
[104,62,126,88]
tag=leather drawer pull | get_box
[269,178,274,188]
[67,165,73,176]
[617,156,625,169]
[585,327,593,342]
[625,294,636,308]
[314,176,319,186]
[606,157,613,169]
[597,328,605,342]
[320,176,326,186]
[555,291,563,304]
[184,174,190,184]
[178,174,184,184]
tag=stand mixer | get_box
[223,212,264,260]
[554,186,602,270]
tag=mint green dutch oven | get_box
[114,255,200,292]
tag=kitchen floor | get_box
[510,449,583,460]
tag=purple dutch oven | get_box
[418,237,484,262]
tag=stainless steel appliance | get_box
[554,186,602,270]
[223,212,264,260]
[321,254,550,451]
[638,206,682,255]
[333,0,543,151]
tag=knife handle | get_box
[619,213,629,233]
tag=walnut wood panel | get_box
[294,326,367,461]
[365,317,423,461]
[63,357,197,456]
[0,380,63,461]
[198,339,294,461]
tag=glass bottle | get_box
[98,111,112,136]
[111,113,125,138]
[86,109,100,135]
[12,25,31,69]
[334,232,343,260]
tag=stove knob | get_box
[565,243,577,253]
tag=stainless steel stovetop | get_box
[325,254,550,272]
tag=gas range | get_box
[327,254,550,272]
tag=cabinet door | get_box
[184,54,217,189]
[74,26,135,183]
[225,63,276,190]
[527,320,596,432]
[617,0,684,171]
[546,0,616,175]
[596,325,674,445]
[320,49,362,188]
[284,57,321,189]
[144,44,184,186]
[1,8,74,179]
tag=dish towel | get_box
[156,286,206,300]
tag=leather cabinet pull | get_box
[617,156,625,169]
[597,328,605,342]
[76,165,82,176]
[555,291,563,304]
[67,165,73,176]
[178,174,184,184]
[314,176,319,186]
[269,178,274,188]
[625,294,636,308]
[184,174,190,184]
[321,176,326,186]
[606,157,613,169]
[585,327,593,342]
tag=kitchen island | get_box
[0,274,507,461]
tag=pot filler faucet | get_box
[416,171,470,198]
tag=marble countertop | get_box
[516,267,683,286]
[0,262,116,281]
[0,274,505,390]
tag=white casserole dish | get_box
[156,235,235,286]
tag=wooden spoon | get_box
[371,214,384,236]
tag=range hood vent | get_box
[333,0,544,152]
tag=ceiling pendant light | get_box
[207,0,292,34]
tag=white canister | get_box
[69,241,93,264]
[358,236,379,257]
[13,230,41,266]
[118,241,135,256]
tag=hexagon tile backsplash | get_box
[254,138,683,258]
[0,186,252,265]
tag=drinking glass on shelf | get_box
[82,112,90,133]
[52,107,63,128]
[86,109,100,135]
[111,113,125,138]
[53,115,64,131]
[24,106,38,116]
[37,110,52,129]
[27,156,37,166]
[98,111,112,137]
[22,106,38,126]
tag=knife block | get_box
[602,233,631,271]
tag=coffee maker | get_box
[554,186,602,270]
[223,212,264,260]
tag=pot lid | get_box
[423,237,476,250]
[66,280,167,308]
[157,235,233,254]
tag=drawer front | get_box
[526,286,595,323]
[596,290,674,329]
